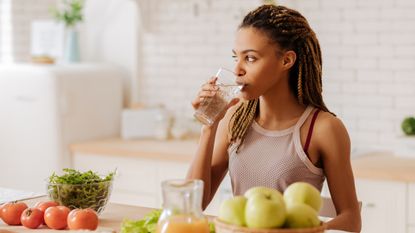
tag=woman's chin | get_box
[239,92,257,101]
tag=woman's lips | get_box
[240,84,247,91]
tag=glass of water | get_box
[194,68,242,126]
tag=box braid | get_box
[229,4,330,152]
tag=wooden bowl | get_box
[214,218,326,233]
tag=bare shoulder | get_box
[313,111,351,159]
[314,111,348,135]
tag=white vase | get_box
[64,27,80,62]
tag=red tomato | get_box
[67,208,99,230]
[0,203,4,219]
[34,200,59,224]
[34,200,59,213]
[20,208,43,229]
[0,202,28,225]
[44,206,70,230]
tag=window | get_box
[0,0,13,63]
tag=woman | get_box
[187,4,361,232]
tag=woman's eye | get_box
[232,55,238,62]
[246,56,256,62]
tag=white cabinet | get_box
[355,179,407,233]
[72,152,228,215]
[409,183,415,228]
[0,64,123,193]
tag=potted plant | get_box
[402,116,415,136]
[394,116,415,158]
[50,0,84,62]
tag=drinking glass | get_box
[194,68,242,126]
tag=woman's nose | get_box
[234,65,246,77]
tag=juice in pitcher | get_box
[156,215,209,233]
[156,179,210,233]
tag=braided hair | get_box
[229,4,330,152]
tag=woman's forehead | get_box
[234,27,277,53]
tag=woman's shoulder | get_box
[313,110,350,147]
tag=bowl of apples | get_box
[215,183,326,233]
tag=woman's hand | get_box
[192,77,240,127]
[191,77,219,110]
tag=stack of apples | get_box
[218,182,323,230]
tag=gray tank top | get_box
[228,106,325,195]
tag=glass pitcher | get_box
[156,179,210,233]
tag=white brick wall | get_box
[4,0,415,151]
[5,0,57,62]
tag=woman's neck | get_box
[256,78,306,130]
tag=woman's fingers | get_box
[192,78,219,110]
[201,83,219,92]
[192,91,217,109]
[208,76,218,84]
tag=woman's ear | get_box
[281,50,296,70]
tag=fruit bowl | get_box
[46,180,113,214]
[214,218,326,233]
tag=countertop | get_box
[351,151,415,182]
[70,138,415,182]
[70,138,198,163]
[0,196,350,233]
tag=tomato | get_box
[44,206,70,230]
[0,202,28,225]
[34,200,59,213]
[67,208,99,230]
[20,208,43,229]
[34,200,59,224]
[0,203,4,219]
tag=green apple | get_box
[218,196,247,226]
[283,182,322,212]
[284,203,320,228]
[244,187,286,228]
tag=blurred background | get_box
[2,0,415,151]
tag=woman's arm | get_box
[315,114,362,232]
[186,93,240,209]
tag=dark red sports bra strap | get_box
[304,109,320,155]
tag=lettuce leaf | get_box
[120,209,215,233]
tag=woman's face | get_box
[233,26,287,100]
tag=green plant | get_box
[402,117,415,135]
[50,0,84,27]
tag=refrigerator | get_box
[0,64,124,193]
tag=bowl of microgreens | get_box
[46,168,115,214]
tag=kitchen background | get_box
[1,0,415,152]
[1,0,415,232]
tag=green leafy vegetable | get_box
[209,222,216,233]
[47,168,114,213]
[120,210,215,233]
[121,209,161,233]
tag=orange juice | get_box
[156,215,210,233]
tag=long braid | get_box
[229,5,331,152]
[229,99,258,152]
